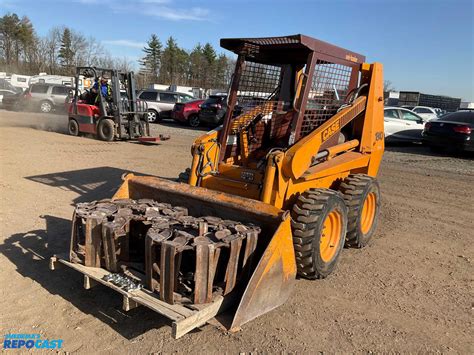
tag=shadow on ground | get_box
[25,166,175,205]
[5,166,183,339]
[0,215,170,340]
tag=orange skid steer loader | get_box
[50,34,384,338]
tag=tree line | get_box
[140,34,234,90]
[0,13,234,90]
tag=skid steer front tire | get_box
[340,174,381,248]
[291,189,347,279]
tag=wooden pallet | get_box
[49,255,225,339]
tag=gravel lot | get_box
[0,109,472,353]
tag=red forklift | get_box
[67,67,168,142]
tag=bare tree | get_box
[384,80,395,92]
[113,57,134,72]
[84,36,106,67]
[35,37,50,73]
[70,31,87,69]
[44,27,62,74]
[94,53,115,69]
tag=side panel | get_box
[231,214,296,330]
[70,112,97,134]
[358,63,384,177]
[78,123,96,134]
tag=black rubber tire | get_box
[68,119,79,136]
[177,168,191,183]
[188,114,200,127]
[339,174,381,248]
[291,189,348,279]
[97,119,115,141]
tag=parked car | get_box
[199,95,229,126]
[171,99,205,127]
[422,111,474,152]
[0,89,17,107]
[2,91,25,111]
[199,95,264,126]
[138,89,194,123]
[4,84,70,113]
[12,83,71,113]
[384,107,426,142]
[412,106,439,121]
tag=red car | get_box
[171,99,204,127]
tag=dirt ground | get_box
[0,109,472,353]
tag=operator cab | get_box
[217,35,365,166]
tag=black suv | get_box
[199,95,229,125]
[199,95,249,126]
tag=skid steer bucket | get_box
[54,173,296,337]
[114,174,296,329]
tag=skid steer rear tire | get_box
[339,174,380,248]
[291,189,347,279]
[97,119,115,141]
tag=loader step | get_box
[49,254,225,339]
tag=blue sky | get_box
[1,0,473,100]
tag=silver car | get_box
[26,84,71,113]
[138,90,194,123]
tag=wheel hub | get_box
[41,102,51,112]
[360,192,376,234]
[148,111,156,122]
[320,211,342,262]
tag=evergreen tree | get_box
[58,27,74,73]
[18,16,36,71]
[0,14,38,73]
[201,43,216,88]
[0,13,236,87]
[214,53,228,89]
[0,13,21,65]
[159,36,180,84]
[189,44,203,87]
[140,34,162,82]
[176,47,189,85]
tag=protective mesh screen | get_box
[231,61,285,151]
[300,60,353,137]
[236,61,282,107]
